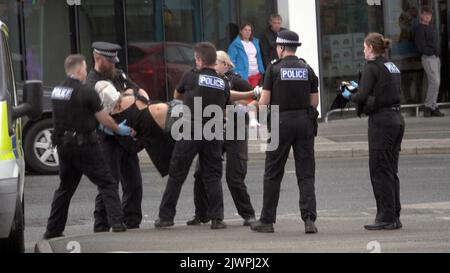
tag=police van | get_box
[0,21,42,253]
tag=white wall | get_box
[278,0,322,117]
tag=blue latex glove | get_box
[342,88,353,100]
[117,120,133,136]
[98,124,114,136]
[350,81,359,88]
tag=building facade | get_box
[1,0,449,116]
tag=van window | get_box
[0,30,16,106]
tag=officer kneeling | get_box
[44,55,134,239]
[251,30,320,234]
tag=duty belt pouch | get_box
[307,107,319,137]
[164,100,183,134]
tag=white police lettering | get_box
[280,68,309,81]
[51,87,74,101]
[384,62,401,74]
[198,75,225,90]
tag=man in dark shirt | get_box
[251,30,320,234]
[260,14,286,69]
[155,42,230,230]
[415,8,445,117]
[44,54,134,239]
[86,42,145,232]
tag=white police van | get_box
[0,20,42,253]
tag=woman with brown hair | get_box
[228,23,265,88]
[343,33,405,231]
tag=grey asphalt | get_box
[32,112,450,253]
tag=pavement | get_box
[34,110,450,254]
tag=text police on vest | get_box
[199,75,226,90]
[281,68,309,81]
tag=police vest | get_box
[51,78,100,134]
[270,57,315,112]
[183,69,230,121]
[367,58,402,111]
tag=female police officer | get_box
[342,33,405,230]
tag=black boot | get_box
[211,219,227,230]
[364,222,397,231]
[155,218,175,228]
[431,108,445,117]
[112,223,127,233]
[186,216,210,226]
[243,216,257,227]
[305,219,318,234]
[250,220,274,233]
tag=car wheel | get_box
[24,118,59,174]
[0,198,25,253]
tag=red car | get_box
[127,42,195,101]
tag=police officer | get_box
[44,54,133,239]
[342,33,405,230]
[251,30,319,234]
[155,42,230,230]
[86,42,144,232]
[187,51,256,227]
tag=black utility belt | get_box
[57,131,100,146]
[374,106,401,114]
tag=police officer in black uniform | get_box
[342,33,405,230]
[251,30,319,234]
[155,42,230,230]
[85,42,144,232]
[44,54,133,239]
[187,51,257,227]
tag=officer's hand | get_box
[99,124,114,136]
[117,120,133,136]
[252,86,262,101]
[342,88,353,100]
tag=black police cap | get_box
[276,30,302,47]
[92,42,121,63]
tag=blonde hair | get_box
[216,51,235,69]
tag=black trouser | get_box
[192,138,255,220]
[260,111,317,224]
[368,110,405,223]
[159,139,224,221]
[94,139,143,229]
[46,143,123,235]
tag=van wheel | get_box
[0,198,25,253]
[24,119,59,174]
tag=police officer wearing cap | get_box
[155,42,230,230]
[44,54,133,239]
[342,33,405,231]
[251,30,320,234]
[86,42,145,232]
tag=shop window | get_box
[319,0,384,114]
[22,0,71,87]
